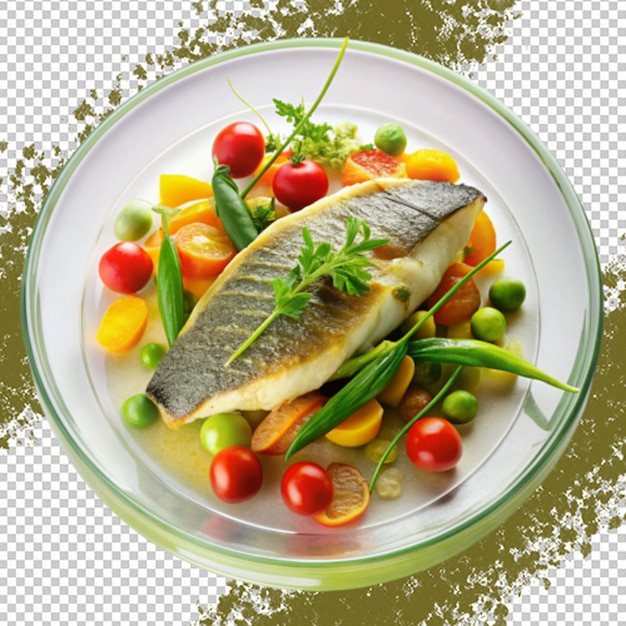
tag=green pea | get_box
[442,389,478,424]
[114,199,153,241]
[470,306,506,342]
[489,276,526,311]
[374,122,407,157]
[200,412,252,455]
[141,342,167,369]
[122,394,159,428]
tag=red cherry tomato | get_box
[209,446,263,503]
[272,159,329,212]
[405,417,462,472]
[98,241,153,294]
[211,121,265,178]
[280,462,334,516]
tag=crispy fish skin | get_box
[147,178,486,427]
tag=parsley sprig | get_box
[226,216,388,365]
[271,100,360,169]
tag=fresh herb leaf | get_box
[226,216,388,364]
[248,197,276,232]
[272,101,361,169]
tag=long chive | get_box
[408,338,579,393]
[240,37,350,200]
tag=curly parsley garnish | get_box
[226,217,388,365]
[271,99,361,169]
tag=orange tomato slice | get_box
[167,199,223,235]
[426,262,482,326]
[464,210,496,266]
[402,148,460,183]
[175,222,236,279]
[341,149,406,186]
[251,151,292,190]
[96,295,148,353]
[251,391,326,456]
[313,463,370,527]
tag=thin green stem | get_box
[368,366,464,492]
[226,310,280,366]
[227,77,273,135]
[240,37,349,199]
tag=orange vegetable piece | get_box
[167,199,223,235]
[426,262,481,326]
[251,391,326,455]
[251,151,292,190]
[402,148,460,183]
[175,222,236,279]
[159,174,213,208]
[325,398,383,447]
[342,149,406,186]
[377,355,416,407]
[313,463,370,527]
[143,229,163,270]
[142,200,225,273]
[96,295,148,353]
[464,210,496,266]
[182,275,216,300]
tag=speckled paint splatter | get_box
[1,1,621,625]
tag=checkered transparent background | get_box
[1,0,624,624]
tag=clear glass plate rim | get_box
[20,37,604,576]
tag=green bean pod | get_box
[212,163,258,251]
[407,338,579,393]
[156,216,185,346]
[284,341,408,460]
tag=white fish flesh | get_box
[146,178,486,427]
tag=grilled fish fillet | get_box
[147,178,486,427]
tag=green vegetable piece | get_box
[412,361,442,385]
[489,276,527,311]
[442,389,478,424]
[365,438,398,464]
[154,210,185,346]
[470,306,507,342]
[200,412,252,455]
[212,163,259,251]
[407,337,579,393]
[374,122,407,157]
[183,290,197,318]
[114,199,153,241]
[284,341,408,460]
[140,342,167,369]
[122,394,159,428]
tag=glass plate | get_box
[22,38,602,590]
